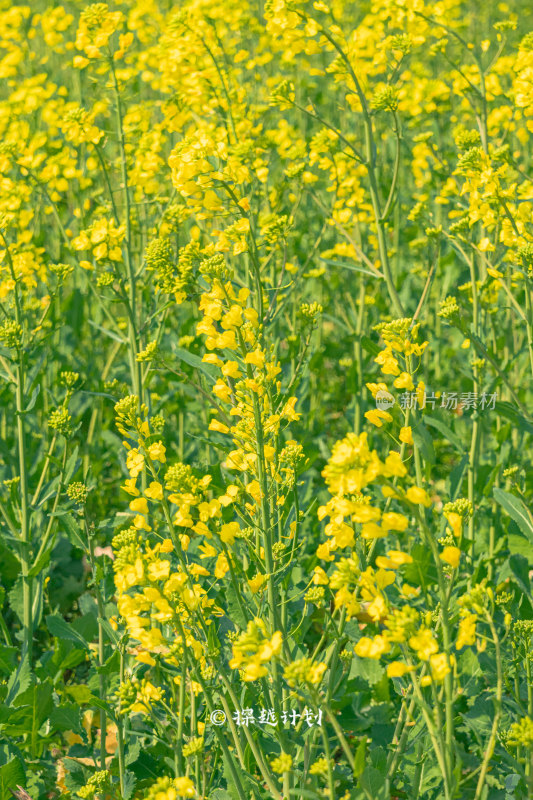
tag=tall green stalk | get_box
[87,524,107,771]
[109,59,143,407]
[2,231,32,663]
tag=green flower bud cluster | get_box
[136,340,158,362]
[0,320,23,349]
[49,408,72,437]
[183,736,204,757]
[449,216,470,235]
[507,716,533,749]
[309,757,329,776]
[112,527,140,571]
[438,296,460,320]
[456,146,483,174]
[67,482,88,506]
[305,586,325,604]
[49,262,73,280]
[77,770,110,799]
[261,214,291,245]
[371,85,399,112]
[299,302,323,322]
[60,370,79,388]
[443,499,473,519]
[114,395,148,436]
[199,253,231,280]
[455,127,481,150]
[165,462,200,495]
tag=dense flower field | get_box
[1,0,533,798]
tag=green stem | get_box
[173,620,249,800]
[109,59,142,406]
[314,24,405,317]
[473,614,502,800]
[386,694,416,776]
[413,445,455,795]
[87,526,107,771]
[0,612,12,646]
[216,672,283,800]
[380,114,401,222]
[527,654,533,720]
[406,658,450,799]
[117,648,126,796]
[525,285,533,380]
[16,354,32,663]
[83,339,122,479]
[32,443,68,568]
[176,648,188,773]
[1,231,32,663]
[324,704,355,771]
[352,281,366,435]
[468,253,480,563]
[319,723,336,800]
[31,433,57,506]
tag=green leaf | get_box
[63,760,86,793]
[60,513,86,551]
[0,705,34,736]
[123,771,137,800]
[46,614,90,650]
[224,583,247,630]
[493,488,533,544]
[13,681,54,741]
[354,737,367,778]
[505,774,521,793]
[502,555,532,600]
[73,611,98,643]
[222,755,256,800]
[411,420,435,466]
[360,335,381,357]
[0,646,17,676]
[98,617,119,647]
[5,657,33,706]
[8,578,43,632]
[495,401,533,435]
[0,758,25,800]
[28,543,54,577]
[24,383,40,413]
[448,453,468,501]
[7,579,24,626]
[320,258,383,278]
[63,684,100,705]
[349,657,385,686]
[207,622,221,655]
[508,533,533,560]
[87,319,126,343]
[63,445,80,486]
[403,544,438,589]
[461,695,493,736]
[360,765,387,800]
[96,649,120,676]
[174,347,216,381]
[425,415,465,453]
[49,703,83,735]
[125,739,141,766]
